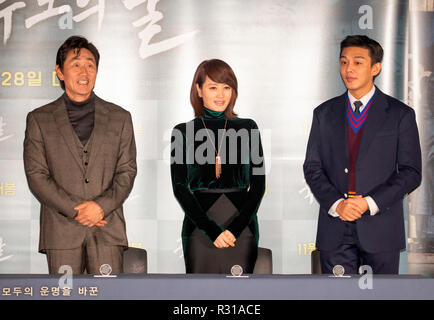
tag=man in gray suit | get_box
[24,36,137,274]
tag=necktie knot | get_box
[354,100,363,115]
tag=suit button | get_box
[344,168,348,173]
[85,179,89,183]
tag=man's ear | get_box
[371,62,381,78]
[55,65,64,81]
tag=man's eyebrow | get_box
[70,56,95,62]
[340,55,366,59]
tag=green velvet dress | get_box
[170,108,266,273]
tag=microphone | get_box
[226,264,249,278]
[329,264,351,278]
[94,264,117,278]
[333,265,345,277]
[231,265,243,277]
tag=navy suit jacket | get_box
[303,88,422,253]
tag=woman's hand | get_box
[213,230,236,248]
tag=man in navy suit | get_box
[304,35,422,274]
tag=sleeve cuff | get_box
[328,198,344,217]
[365,196,379,216]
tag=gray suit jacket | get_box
[24,94,137,253]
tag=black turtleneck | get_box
[63,92,95,146]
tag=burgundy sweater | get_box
[347,123,365,197]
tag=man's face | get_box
[340,46,381,99]
[56,48,97,102]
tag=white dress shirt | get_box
[328,85,380,217]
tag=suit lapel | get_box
[86,96,108,173]
[357,88,389,163]
[330,93,349,165]
[52,96,84,172]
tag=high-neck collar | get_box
[63,91,95,108]
[203,107,226,120]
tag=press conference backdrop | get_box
[0,0,432,275]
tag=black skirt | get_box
[184,191,258,274]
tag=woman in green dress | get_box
[170,59,266,274]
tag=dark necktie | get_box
[354,100,363,115]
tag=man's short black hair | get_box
[56,36,100,90]
[340,35,384,65]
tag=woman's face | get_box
[196,76,232,112]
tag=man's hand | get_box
[74,201,107,227]
[213,230,236,248]
[336,196,368,222]
[347,196,369,215]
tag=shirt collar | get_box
[347,85,376,111]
